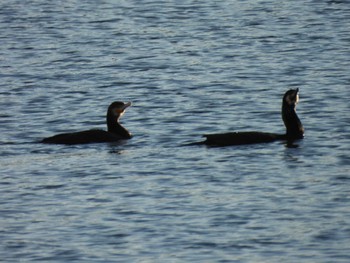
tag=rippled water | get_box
[1,0,350,262]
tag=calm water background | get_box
[1,0,350,262]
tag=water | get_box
[1,0,350,262]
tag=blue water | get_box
[1,0,350,262]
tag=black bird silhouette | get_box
[41,101,132,145]
[190,89,304,146]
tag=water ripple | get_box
[1,0,350,262]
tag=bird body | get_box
[41,101,132,145]
[202,132,284,146]
[191,89,304,147]
[41,129,128,145]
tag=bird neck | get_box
[282,103,304,139]
[107,113,132,139]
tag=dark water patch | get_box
[33,184,66,190]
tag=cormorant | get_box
[190,89,304,146]
[41,101,132,145]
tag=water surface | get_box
[1,0,350,262]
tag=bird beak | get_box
[113,102,132,115]
[294,89,299,104]
[123,102,132,110]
